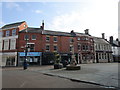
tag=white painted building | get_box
[94,36,113,63]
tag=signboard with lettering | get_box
[19,52,42,56]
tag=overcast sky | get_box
[1,0,119,40]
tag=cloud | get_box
[5,2,22,11]
[0,21,5,27]
[35,10,42,14]
[47,0,118,39]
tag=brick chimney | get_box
[84,29,89,35]
[40,20,44,30]
[102,33,105,39]
[109,36,113,44]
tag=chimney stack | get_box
[84,29,89,35]
[102,33,105,39]
[40,20,44,30]
[109,36,113,44]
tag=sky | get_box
[0,0,119,40]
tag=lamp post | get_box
[23,27,28,70]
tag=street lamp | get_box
[23,26,28,70]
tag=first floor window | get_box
[4,39,9,50]
[46,45,50,51]
[10,39,16,50]
[24,35,29,40]
[32,35,36,40]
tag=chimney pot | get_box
[102,33,105,39]
[84,29,89,35]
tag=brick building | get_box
[1,21,95,66]
[0,21,28,66]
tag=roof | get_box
[19,27,92,37]
[93,37,110,44]
[42,30,71,36]
[2,21,25,29]
[19,27,42,33]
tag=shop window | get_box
[32,35,36,40]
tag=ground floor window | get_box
[6,57,15,66]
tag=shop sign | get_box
[19,52,42,56]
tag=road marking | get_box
[20,81,26,88]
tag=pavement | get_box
[2,63,119,89]
[27,63,119,89]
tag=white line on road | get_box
[20,81,26,88]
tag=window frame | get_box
[32,35,37,40]
[6,30,10,37]
[12,29,16,36]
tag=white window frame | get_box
[12,29,16,36]
[6,30,10,37]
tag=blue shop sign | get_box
[19,52,42,56]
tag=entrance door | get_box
[96,53,99,63]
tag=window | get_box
[27,44,35,51]
[0,41,2,50]
[82,45,85,50]
[46,36,50,42]
[12,29,16,36]
[6,31,10,36]
[78,44,81,50]
[70,45,73,52]
[78,37,80,40]
[32,35,36,40]
[54,45,57,51]
[4,39,9,50]
[10,39,16,50]
[24,35,29,40]
[54,37,57,42]
[70,38,74,43]
[0,31,2,37]
[46,45,50,51]
[85,37,88,40]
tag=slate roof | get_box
[20,27,72,36]
[19,27,42,33]
[42,30,71,36]
[2,21,25,29]
[93,37,110,44]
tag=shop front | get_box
[2,52,17,67]
[18,52,42,66]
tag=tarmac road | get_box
[2,69,104,88]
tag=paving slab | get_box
[29,63,119,89]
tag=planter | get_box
[54,64,63,69]
[66,65,81,70]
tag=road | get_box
[2,69,103,88]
